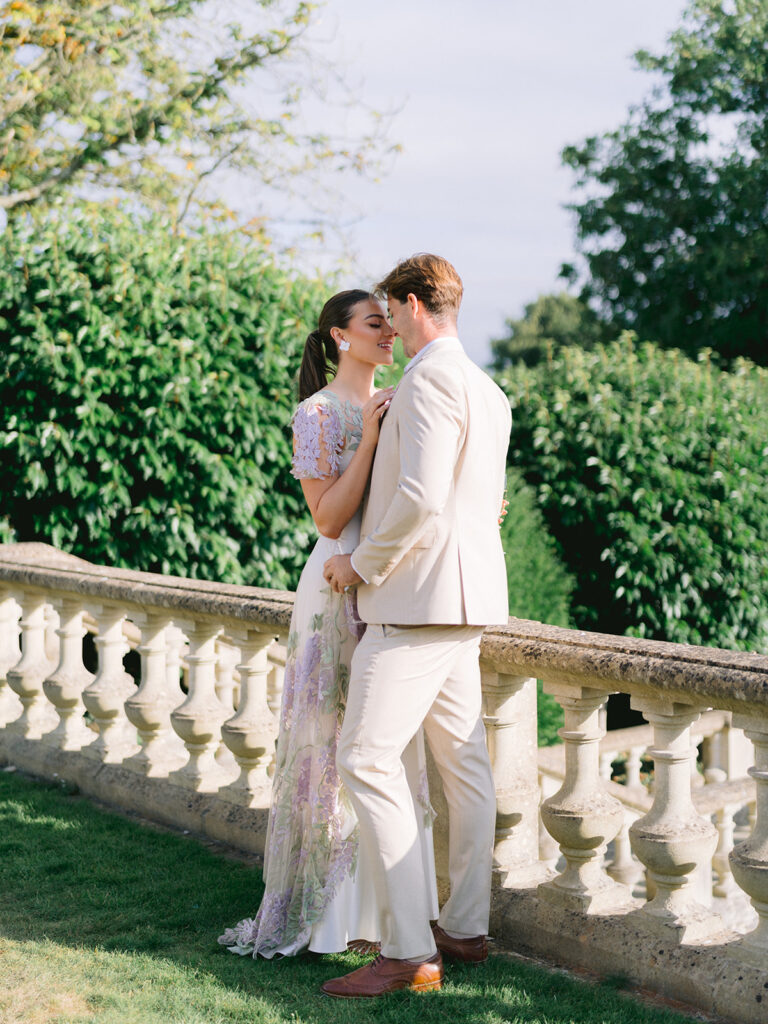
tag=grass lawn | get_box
[0,768,697,1024]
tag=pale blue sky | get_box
[234,1,690,365]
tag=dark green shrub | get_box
[500,469,572,745]
[0,204,323,588]
[0,205,572,740]
[501,468,573,627]
[497,336,768,651]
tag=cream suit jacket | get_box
[352,337,511,626]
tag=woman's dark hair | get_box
[298,289,372,401]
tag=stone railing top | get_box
[481,619,768,717]
[0,543,294,633]
[3,544,768,715]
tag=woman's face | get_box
[337,298,395,366]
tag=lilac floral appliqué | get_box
[291,399,345,479]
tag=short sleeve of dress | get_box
[291,397,345,480]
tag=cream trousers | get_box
[337,623,495,960]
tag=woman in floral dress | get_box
[219,290,438,958]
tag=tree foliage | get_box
[0,203,324,588]
[0,0,379,221]
[490,292,611,369]
[501,468,573,629]
[562,0,768,365]
[0,202,577,682]
[497,337,768,651]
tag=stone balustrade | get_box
[0,543,292,851]
[480,621,768,1023]
[1,543,767,1023]
[538,709,755,906]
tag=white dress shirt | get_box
[402,336,459,375]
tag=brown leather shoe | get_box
[432,924,488,964]
[321,952,443,998]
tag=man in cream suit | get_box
[322,254,511,998]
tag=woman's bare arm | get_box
[300,389,393,539]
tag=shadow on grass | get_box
[0,770,693,1024]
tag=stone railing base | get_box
[3,544,768,1024]
[0,734,271,858]
[491,884,765,1024]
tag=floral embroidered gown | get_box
[219,389,438,958]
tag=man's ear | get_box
[406,292,420,317]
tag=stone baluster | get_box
[599,750,613,782]
[43,597,95,750]
[124,613,186,776]
[700,731,719,776]
[81,603,138,763]
[608,810,643,892]
[6,590,58,739]
[538,772,561,870]
[170,620,234,791]
[719,717,754,779]
[482,665,545,885]
[0,588,22,726]
[625,745,646,791]
[691,739,705,788]
[214,639,240,771]
[44,603,60,663]
[215,639,240,713]
[165,625,187,694]
[220,628,278,805]
[701,766,737,901]
[538,683,629,912]
[728,715,768,960]
[266,645,285,717]
[712,805,739,900]
[628,698,719,941]
[266,644,286,777]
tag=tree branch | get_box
[175,141,244,227]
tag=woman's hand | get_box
[323,554,363,593]
[360,387,394,448]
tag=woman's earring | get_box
[338,339,350,352]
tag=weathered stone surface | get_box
[0,544,294,633]
[3,545,768,712]
[0,734,271,857]
[3,541,768,1023]
[481,619,768,717]
[694,777,756,815]
[491,885,768,1024]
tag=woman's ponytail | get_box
[297,289,372,401]
[298,329,336,402]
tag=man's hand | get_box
[323,554,363,594]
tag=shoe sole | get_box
[411,979,443,991]
[322,979,443,998]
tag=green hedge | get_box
[497,336,768,651]
[501,468,573,628]
[0,200,577,708]
[0,204,575,742]
[0,205,322,588]
[500,469,572,745]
